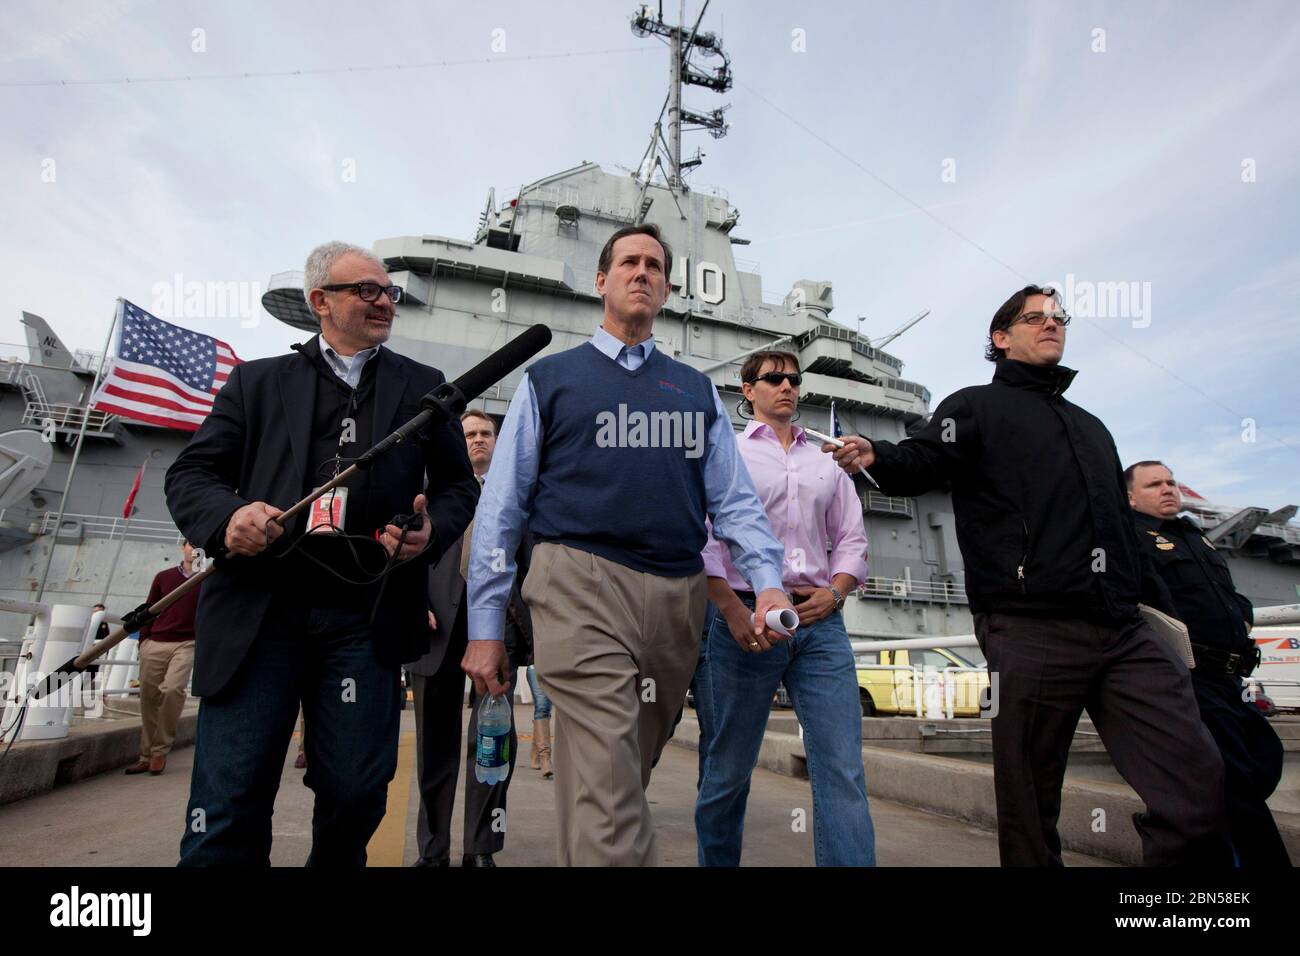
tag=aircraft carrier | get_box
[0,3,1297,871]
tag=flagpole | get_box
[34,298,123,604]
[98,449,158,604]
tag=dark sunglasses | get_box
[752,371,802,387]
[319,281,403,304]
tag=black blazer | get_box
[408,525,534,677]
[407,525,471,678]
[164,342,479,698]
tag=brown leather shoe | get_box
[124,759,151,775]
[148,755,166,775]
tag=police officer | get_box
[1127,460,1292,866]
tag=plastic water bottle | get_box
[474,693,512,784]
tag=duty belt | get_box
[1190,642,1260,678]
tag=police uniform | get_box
[1134,510,1292,866]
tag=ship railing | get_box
[20,401,119,435]
[72,349,104,371]
[0,359,24,388]
[864,491,915,518]
[691,181,731,202]
[856,577,968,604]
[38,511,183,543]
[518,185,637,224]
[0,361,48,402]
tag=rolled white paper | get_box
[749,607,800,637]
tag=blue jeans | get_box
[179,607,402,866]
[694,601,875,866]
[526,664,552,720]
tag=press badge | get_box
[308,487,348,533]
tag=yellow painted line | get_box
[367,730,415,867]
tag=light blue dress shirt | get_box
[317,334,380,389]
[466,325,785,642]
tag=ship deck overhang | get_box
[374,236,578,296]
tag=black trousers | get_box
[410,612,519,861]
[974,612,1232,866]
[180,608,402,867]
[1193,671,1292,866]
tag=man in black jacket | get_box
[165,240,478,866]
[826,285,1230,866]
[1128,460,1291,866]
[409,408,533,868]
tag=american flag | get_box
[92,300,241,431]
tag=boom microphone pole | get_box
[28,324,552,700]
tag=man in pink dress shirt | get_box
[693,350,876,866]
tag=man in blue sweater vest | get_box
[465,224,793,865]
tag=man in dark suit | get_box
[165,240,478,866]
[410,409,532,867]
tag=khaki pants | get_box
[523,542,706,866]
[137,639,195,760]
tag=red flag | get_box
[123,462,144,519]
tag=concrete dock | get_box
[5,700,1295,866]
[0,703,1109,866]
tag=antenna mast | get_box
[630,1,732,191]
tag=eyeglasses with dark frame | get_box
[319,282,403,304]
[750,371,803,388]
[1013,310,1071,328]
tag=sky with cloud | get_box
[3,0,1297,509]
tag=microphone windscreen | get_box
[452,324,552,403]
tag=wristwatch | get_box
[829,586,846,611]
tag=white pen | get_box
[802,426,842,448]
[805,426,882,489]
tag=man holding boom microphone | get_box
[165,241,478,866]
[464,224,795,866]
